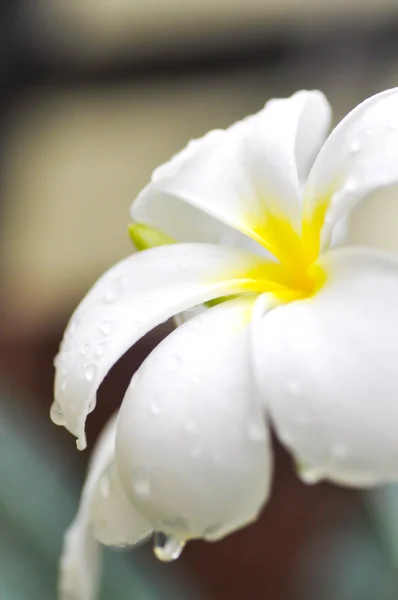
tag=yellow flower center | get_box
[239,200,328,302]
[129,201,328,306]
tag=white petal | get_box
[305,88,398,251]
[89,460,152,547]
[59,416,151,599]
[115,296,272,542]
[132,91,330,250]
[252,246,398,486]
[59,417,116,600]
[53,243,270,447]
[59,523,101,600]
[59,415,151,600]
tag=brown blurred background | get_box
[1,1,398,599]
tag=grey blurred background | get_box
[1,1,398,598]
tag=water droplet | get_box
[81,343,89,357]
[332,442,348,460]
[76,434,87,451]
[95,341,108,357]
[286,380,301,396]
[133,468,151,497]
[248,423,265,442]
[100,320,119,336]
[87,397,96,413]
[50,401,66,426]
[350,140,361,153]
[85,364,97,382]
[299,466,323,485]
[153,532,185,562]
[104,282,121,303]
[53,354,60,368]
[60,379,67,391]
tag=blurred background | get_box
[1,1,398,598]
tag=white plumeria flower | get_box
[53,88,398,596]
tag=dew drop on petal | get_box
[350,140,361,153]
[153,532,185,562]
[50,401,66,426]
[100,320,119,336]
[104,280,123,303]
[85,364,97,382]
[95,341,108,357]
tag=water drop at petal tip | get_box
[50,401,66,426]
[153,532,185,562]
[298,465,323,485]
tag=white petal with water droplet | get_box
[54,243,271,447]
[116,296,273,542]
[252,246,398,486]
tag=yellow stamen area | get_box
[130,195,330,309]
[239,200,329,303]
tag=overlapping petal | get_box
[304,88,398,254]
[59,415,151,600]
[252,247,398,486]
[53,243,274,448]
[132,91,330,254]
[115,296,272,542]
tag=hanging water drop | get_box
[153,531,185,562]
[50,401,66,426]
[298,465,323,485]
